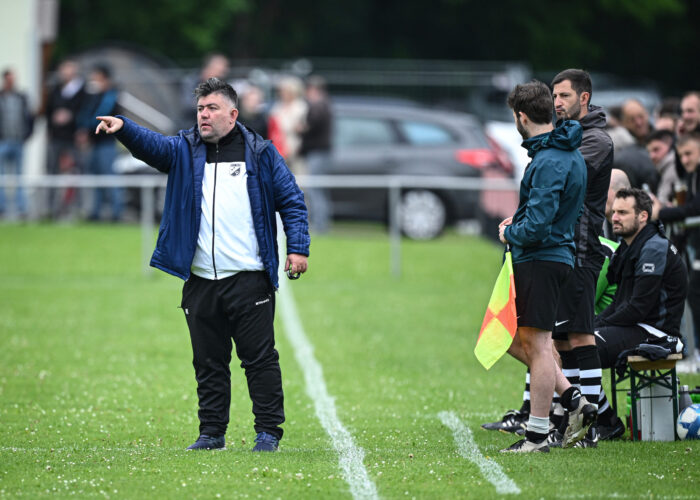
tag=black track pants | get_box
[181,271,284,439]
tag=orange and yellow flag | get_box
[474,250,517,370]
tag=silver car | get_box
[324,100,511,239]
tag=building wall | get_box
[0,0,50,178]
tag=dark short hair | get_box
[194,77,238,108]
[506,80,553,125]
[551,69,593,101]
[658,97,681,118]
[91,63,112,80]
[615,187,653,217]
[677,132,700,149]
[646,128,675,146]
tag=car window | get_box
[334,117,395,148]
[398,121,456,145]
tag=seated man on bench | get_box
[594,188,688,434]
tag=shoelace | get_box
[255,432,278,444]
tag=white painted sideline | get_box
[276,228,378,499]
[438,411,520,495]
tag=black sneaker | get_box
[481,409,528,434]
[500,438,549,453]
[572,425,599,448]
[252,432,279,452]
[598,416,626,441]
[186,434,225,450]
[546,428,563,448]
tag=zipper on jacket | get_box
[211,144,218,279]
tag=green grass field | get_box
[1,223,699,499]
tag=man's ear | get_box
[230,108,239,123]
[518,111,529,125]
[580,91,591,108]
[639,209,649,224]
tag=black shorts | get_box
[513,260,571,331]
[593,324,648,369]
[552,266,598,339]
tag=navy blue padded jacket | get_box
[114,116,310,288]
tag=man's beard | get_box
[613,218,640,238]
[516,115,529,140]
[558,101,582,121]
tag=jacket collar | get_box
[609,221,664,281]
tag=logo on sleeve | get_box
[642,262,655,273]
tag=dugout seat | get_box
[610,353,683,441]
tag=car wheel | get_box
[399,189,447,240]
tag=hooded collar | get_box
[578,105,608,131]
[521,119,583,158]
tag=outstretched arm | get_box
[95,116,124,135]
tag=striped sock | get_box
[523,370,530,406]
[597,388,617,425]
[559,350,580,389]
[574,345,602,409]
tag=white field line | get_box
[277,273,379,500]
[438,411,520,495]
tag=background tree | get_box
[55,0,699,94]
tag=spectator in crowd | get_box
[93,77,309,452]
[237,83,269,138]
[0,68,33,219]
[652,133,700,361]
[605,105,636,151]
[76,64,122,222]
[613,102,659,193]
[497,80,591,453]
[654,97,681,132]
[268,76,307,175]
[616,100,657,194]
[646,129,679,204]
[679,91,700,136]
[180,53,230,128]
[300,75,333,234]
[45,58,86,218]
[621,99,652,145]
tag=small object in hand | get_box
[287,269,301,280]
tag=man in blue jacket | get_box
[498,80,592,452]
[95,78,310,452]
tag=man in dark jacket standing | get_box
[550,69,614,446]
[95,78,310,452]
[498,80,591,453]
[0,68,33,219]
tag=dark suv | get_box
[324,100,511,239]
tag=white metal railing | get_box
[0,173,518,277]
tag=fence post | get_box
[388,178,402,278]
[140,185,155,277]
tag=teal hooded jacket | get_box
[504,120,587,267]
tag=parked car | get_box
[323,100,513,239]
